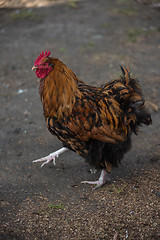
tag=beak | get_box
[32,66,37,71]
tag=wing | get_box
[46,85,127,156]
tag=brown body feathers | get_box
[39,57,152,172]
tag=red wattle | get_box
[36,67,52,79]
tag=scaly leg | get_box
[33,147,68,167]
[81,170,110,189]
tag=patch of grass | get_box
[108,184,127,194]
[48,203,54,209]
[48,203,65,210]
[117,0,129,3]
[66,218,71,223]
[59,47,66,53]
[117,54,126,60]
[11,9,43,22]
[117,185,127,194]
[81,41,96,51]
[127,27,158,42]
[33,210,45,215]
[68,0,79,8]
[101,23,110,28]
[127,28,141,42]
[112,7,137,16]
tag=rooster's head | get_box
[32,50,53,79]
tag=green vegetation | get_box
[117,0,129,3]
[101,23,110,28]
[68,0,78,8]
[35,210,45,215]
[48,203,66,210]
[81,41,96,51]
[117,185,127,194]
[11,9,43,22]
[127,28,141,43]
[59,47,66,53]
[112,7,137,16]
[127,27,158,42]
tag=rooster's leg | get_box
[33,147,68,167]
[81,170,110,189]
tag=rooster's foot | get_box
[33,147,68,167]
[81,170,110,190]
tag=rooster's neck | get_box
[39,65,82,120]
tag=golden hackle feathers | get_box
[39,59,82,120]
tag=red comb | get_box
[34,50,51,66]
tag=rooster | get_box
[32,50,152,189]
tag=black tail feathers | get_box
[120,66,153,132]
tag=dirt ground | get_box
[0,0,160,239]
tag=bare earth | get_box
[0,0,160,239]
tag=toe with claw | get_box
[33,153,57,167]
[32,147,68,168]
[81,170,110,189]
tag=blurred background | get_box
[0,0,160,239]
